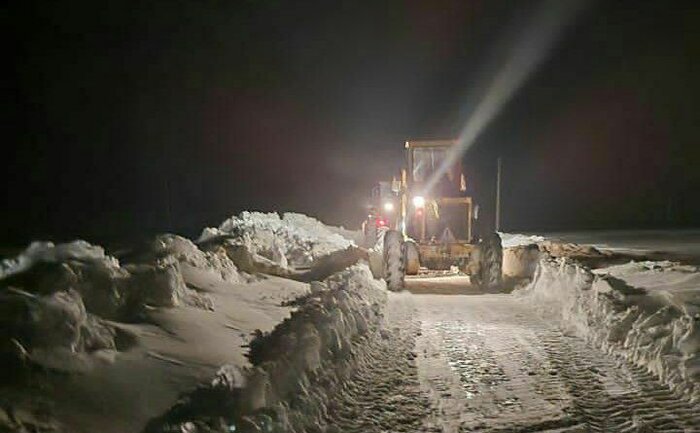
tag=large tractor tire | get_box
[383,230,405,291]
[364,221,378,248]
[368,249,385,279]
[477,232,503,289]
[404,240,420,275]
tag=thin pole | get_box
[495,157,502,232]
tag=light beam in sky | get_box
[423,0,589,195]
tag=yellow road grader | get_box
[367,139,503,291]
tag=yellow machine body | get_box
[399,139,478,272]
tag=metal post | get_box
[467,197,473,242]
[401,169,407,236]
[495,157,502,232]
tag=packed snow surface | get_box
[413,293,699,433]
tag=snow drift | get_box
[517,256,699,402]
[0,235,243,376]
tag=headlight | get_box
[412,196,425,208]
[383,202,394,212]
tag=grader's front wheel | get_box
[383,230,405,291]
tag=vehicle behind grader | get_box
[366,139,503,291]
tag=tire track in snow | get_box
[539,331,700,433]
[324,293,437,433]
[323,293,698,432]
[413,294,700,433]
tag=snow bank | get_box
[499,233,545,280]
[0,234,249,374]
[0,240,118,280]
[1,210,357,347]
[150,234,242,282]
[0,238,233,317]
[0,288,116,367]
[145,264,387,433]
[503,244,541,279]
[499,232,545,248]
[1,241,131,319]
[593,261,700,314]
[501,234,618,280]
[517,257,699,401]
[199,212,355,268]
[1,213,369,432]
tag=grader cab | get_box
[375,139,503,291]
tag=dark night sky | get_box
[5,0,700,245]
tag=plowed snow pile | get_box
[0,240,118,280]
[146,264,387,433]
[199,212,356,268]
[499,232,545,248]
[517,256,700,402]
[0,213,372,433]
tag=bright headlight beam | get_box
[424,0,588,195]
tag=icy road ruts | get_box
[325,292,700,433]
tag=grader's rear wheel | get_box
[478,232,503,289]
[404,240,420,275]
[383,230,405,291]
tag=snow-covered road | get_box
[330,292,700,433]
